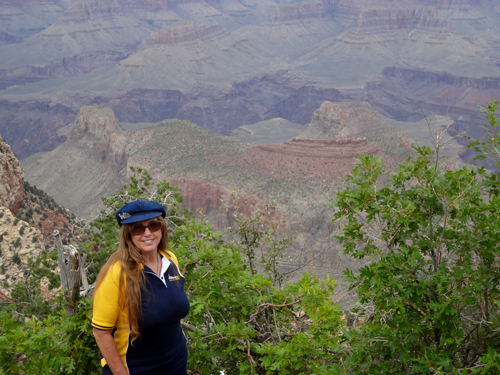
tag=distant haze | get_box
[0,0,499,159]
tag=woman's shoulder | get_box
[98,259,124,287]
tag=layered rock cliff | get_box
[0,133,24,213]
[213,137,385,180]
[362,67,500,126]
[138,21,226,48]
[269,1,338,23]
[20,106,138,215]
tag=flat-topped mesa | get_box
[68,106,122,141]
[338,6,451,44]
[67,106,127,173]
[138,21,226,49]
[0,134,24,213]
[213,137,383,180]
[288,137,368,144]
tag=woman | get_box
[92,200,190,375]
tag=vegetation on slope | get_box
[1,100,499,374]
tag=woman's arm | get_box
[92,328,129,375]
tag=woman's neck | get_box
[142,251,158,265]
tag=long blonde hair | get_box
[94,216,169,342]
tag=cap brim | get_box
[119,211,164,226]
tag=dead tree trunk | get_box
[53,230,81,316]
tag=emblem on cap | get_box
[118,212,131,220]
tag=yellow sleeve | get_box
[92,262,124,330]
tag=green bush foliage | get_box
[332,100,500,374]
[0,167,342,374]
[174,219,343,374]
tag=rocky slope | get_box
[0,135,78,300]
[0,205,42,298]
[0,133,24,213]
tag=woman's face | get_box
[130,218,162,255]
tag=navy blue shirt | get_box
[125,259,190,374]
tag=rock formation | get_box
[0,133,24,213]
[20,106,145,215]
[68,106,129,173]
[362,67,500,127]
[213,137,385,180]
[20,102,416,303]
[269,1,337,23]
[301,101,386,139]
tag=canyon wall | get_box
[0,133,24,213]
[1,0,499,163]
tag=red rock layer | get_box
[213,137,384,180]
[168,177,280,229]
[0,133,24,213]
[0,290,13,302]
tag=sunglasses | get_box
[131,221,162,236]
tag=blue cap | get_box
[115,200,166,226]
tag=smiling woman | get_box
[91,200,190,375]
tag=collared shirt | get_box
[92,250,190,374]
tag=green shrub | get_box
[333,101,500,374]
[13,238,21,248]
[12,252,21,265]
